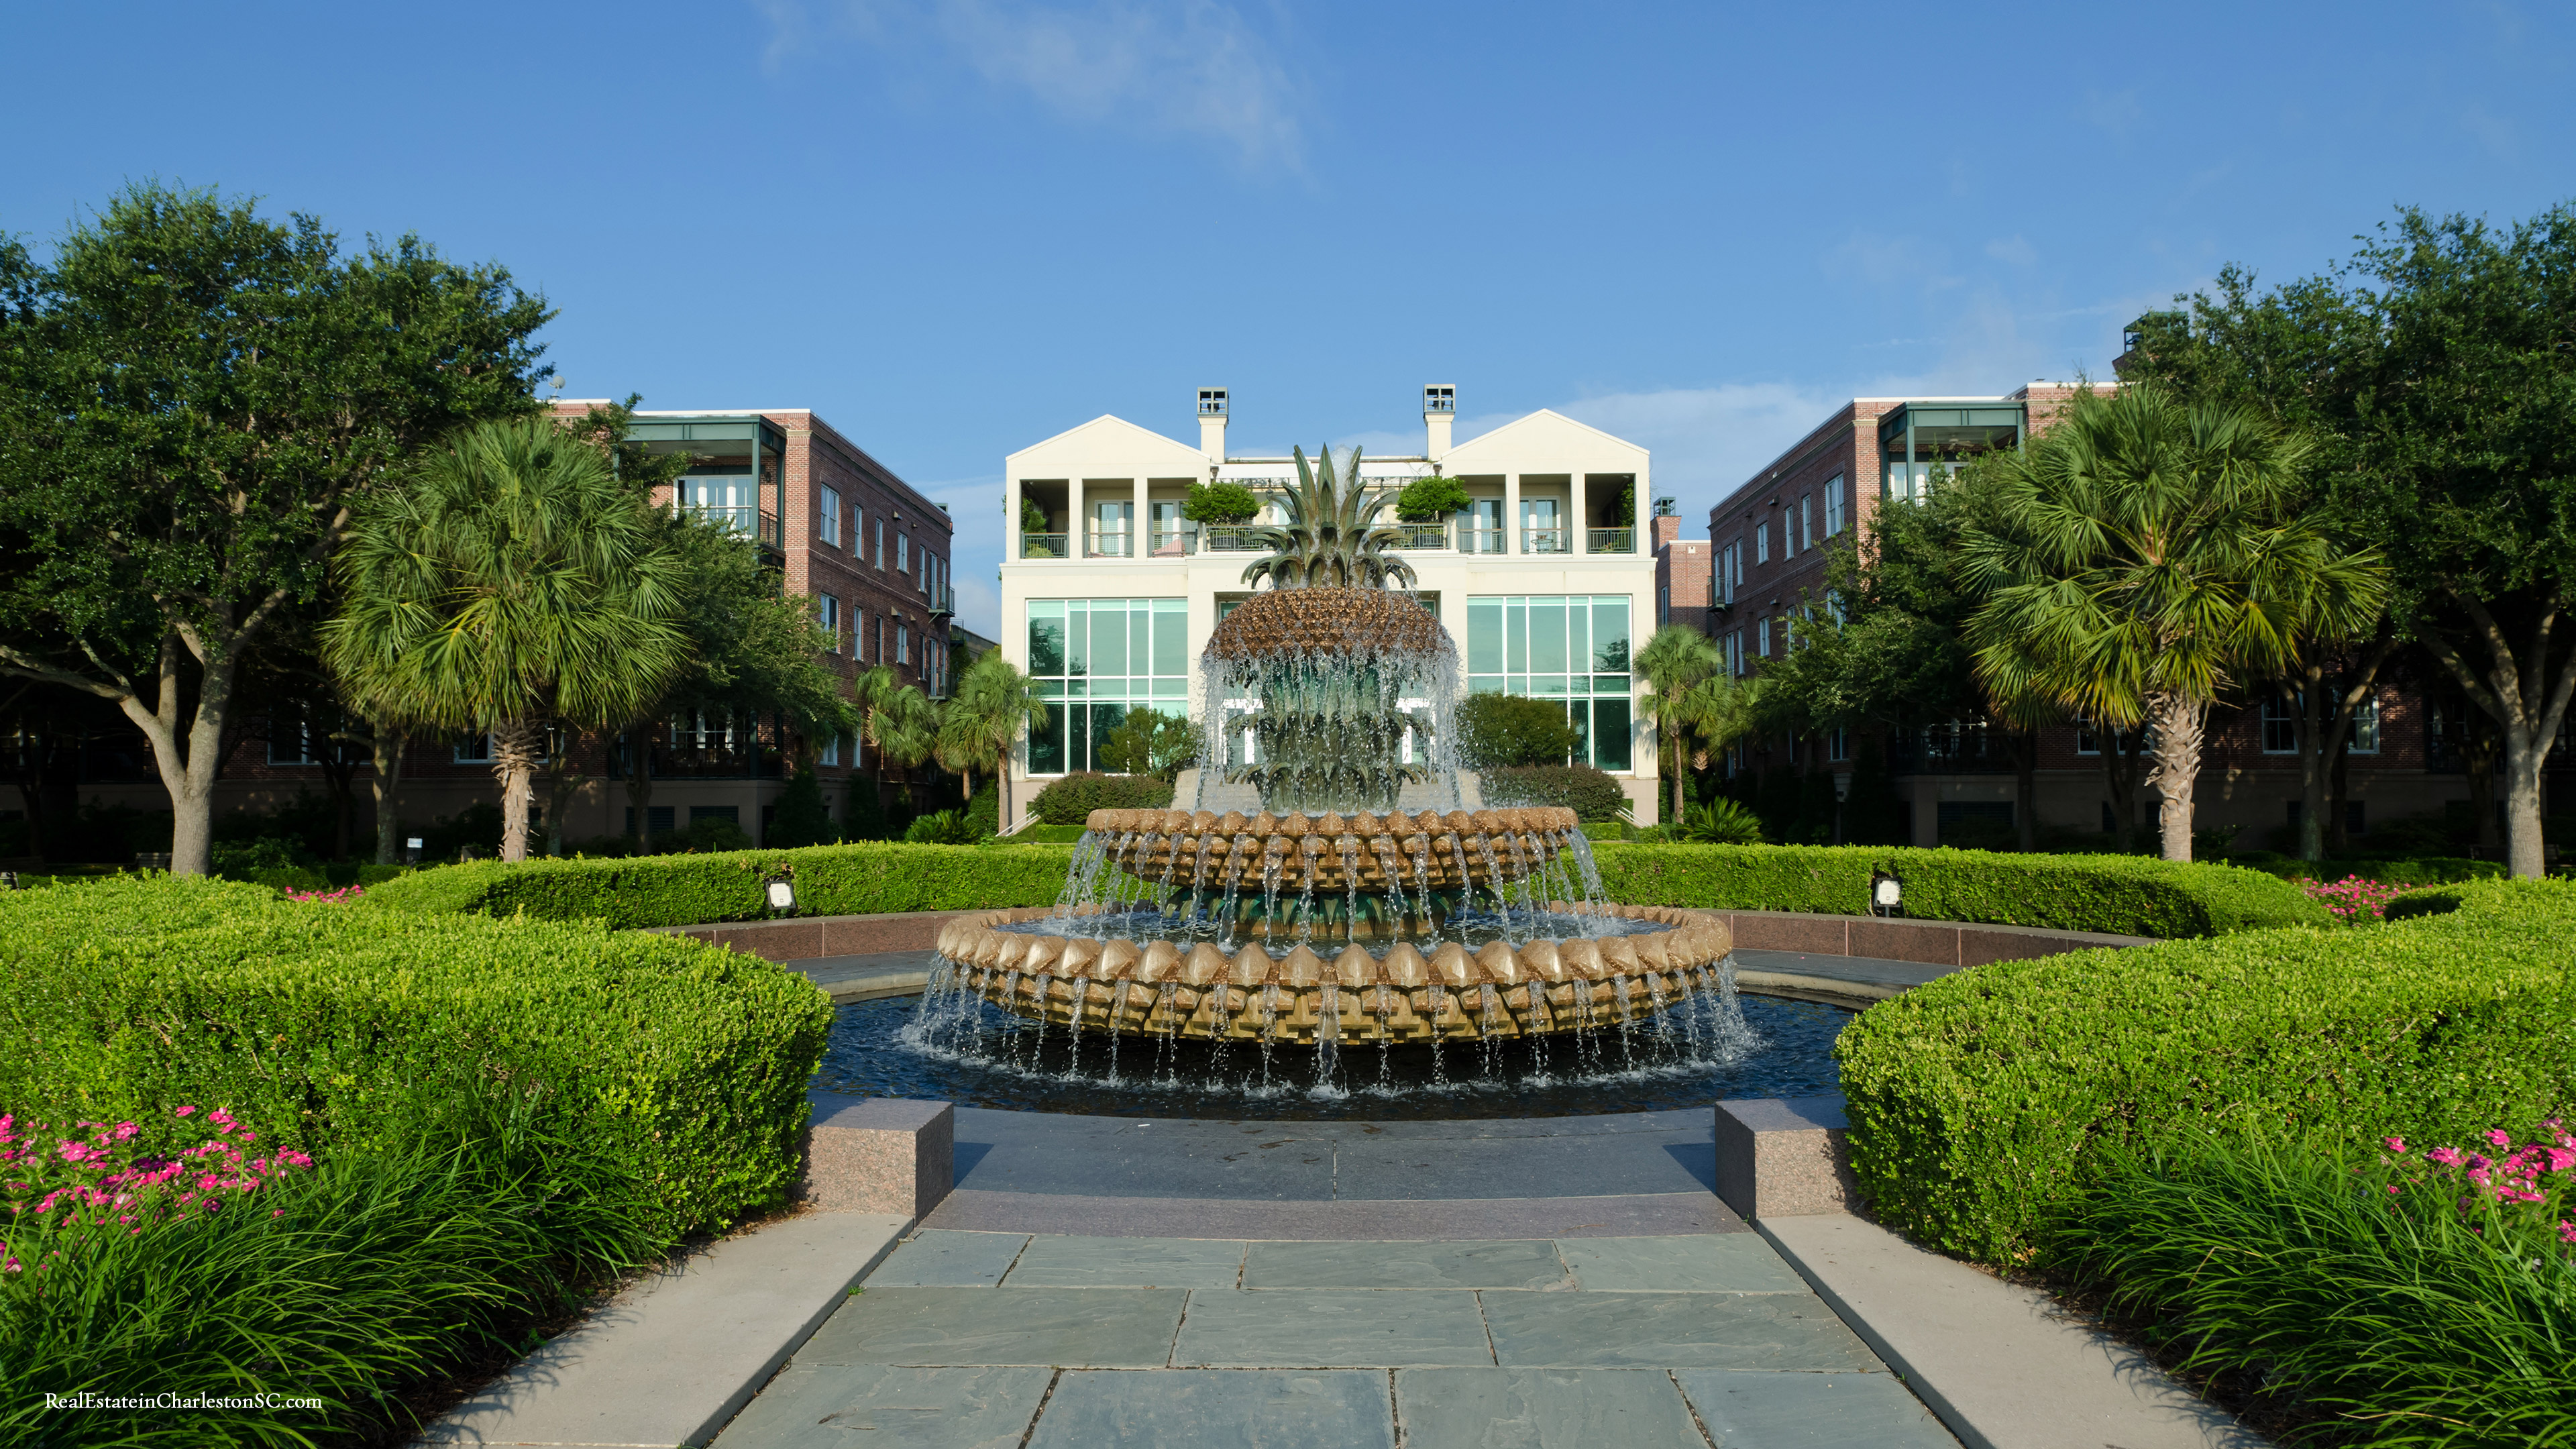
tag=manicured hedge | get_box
[1027,771,1175,824]
[364,841,1079,928]
[1835,877,2576,1265]
[1586,843,2328,938]
[0,875,832,1237]
[2230,849,2506,888]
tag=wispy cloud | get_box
[761,0,1305,168]
[1984,234,2037,266]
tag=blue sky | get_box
[6,1,2572,636]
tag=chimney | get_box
[1197,387,1228,464]
[1422,384,1456,458]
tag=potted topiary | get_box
[1393,472,1470,523]
[1183,482,1260,549]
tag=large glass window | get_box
[1464,595,1633,771]
[1025,598,1191,775]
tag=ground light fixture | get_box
[1870,867,1904,918]
[765,873,797,916]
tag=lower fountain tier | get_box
[939,959,1733,1044]
[933,905,1732,1042]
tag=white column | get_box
[1505,473,1521,555]
[1572,472,1590,554]
[1132,475,1148,558]
[1006,475,1022,561]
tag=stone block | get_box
[1724,912,1850,954]
[1713,1095,1859,1221]
[1847,917,1957,967]
[806,1093,954,1219]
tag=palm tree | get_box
[857,665,938,815]
[1635,625,1725,824]
[1960,386,2386,861]
[1240,445,1416,591]
[937,651,1044,826]
[323,417,688,862]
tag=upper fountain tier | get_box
[1089,806,1580,893]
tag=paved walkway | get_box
[712,1228,1956,1448]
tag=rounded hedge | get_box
[1835,877,2576,1265]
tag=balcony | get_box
[1392,523,1449,549]
[1088,533,1133,559]
[690,505,785,551]
[1886,721,2017,775]
[1521,527,1570,554]
[1022,531,1070,559]
[1203,526,1267,552]
[1459,528,1506,555]
[1148,529,1189,557]
[1587,527,1635,553]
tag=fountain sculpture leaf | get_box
[1239,444,1417,592]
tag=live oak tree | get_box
[0,184,549,873]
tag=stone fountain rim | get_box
[1084,806,1580,837]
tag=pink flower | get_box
[2487,1129,2514,1148]
[174,1106,195,1118]
[2384,1136,2407,1154]
[2427,1146,2463,1166]
[2561,1222,2576,1244]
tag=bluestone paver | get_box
[1560,1233,1809,1293]
[1395,1366,1708,1448]
[1003,1234,1248,1287]
[1244,1238,1569,1290]
[1173,1288,1494,1367]
[1024,1368,1395,1449]
[710,1364,1051,1448]
[1674,1369,1958,1448]
[800,1286,1186,1367]
[862,1229,1028,1287]
[1481,1291,1880,1371]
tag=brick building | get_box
[16,404,956,857]
[1703,384,2503,851]
[1652,502,1711,636]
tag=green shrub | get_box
[0,1095,666,1447]
[1181,481,1260,525]
[904,810,979,845]
[1456,693,1579,769]
[1484,764,1630,821]
[1026,771,1175,825]
[1836,878,2576,1265]
[237,862,409,894]
[2048,1137,2576,1446]
[0,875,830,1238]
[364,841,1079,927]
[963,783,1000,840]
[1393,474,1470,522]
[2231,849,2505,888]
[1587,843,2324,937]
[1006,824,1087,843]
[766,769,840,849]
[1675,799,1764,845]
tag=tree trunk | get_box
[626,724,657,850]
[2292,674,2328,863]
[543,731,587,858]
[2012,729,2038,853]
[492,717,543,863]
[368,728,407,865]
[111,631,239,877]
[2326,743,2353,856]
[317,739,361,862]
[2145,692,2208,863]
[1668,722,1686,826]
[2424,588,2576,878]
[2100,726,2146,853]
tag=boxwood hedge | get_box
[364,841,1079,928]
[1585,843,2326,938]
[0,875,832,1237]
[1835,877,2576,1265]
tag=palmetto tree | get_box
[1635,625,1725,824]
[323,417,687,862]
[1240,445,1416,591]
[937,651,1044,826]
[1960,386,2387,861]
[855,664,938,811]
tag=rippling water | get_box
[816,991,1852,1122]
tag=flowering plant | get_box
[2300,873,2410,923]
[1,1106,314,1273]
[282,884,364,904]
[2371,1121,2576,1254]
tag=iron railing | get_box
[1203,526,1267,551]
[1021,532,1069,558]
[1393,523,1449,549]
[1459,527,1507,555]
[1886,722,2018,775]
[1088,533,1133,559]
[1521,527,1570,554]
[1587,527,1636,553]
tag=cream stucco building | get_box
[999,387,1661,829]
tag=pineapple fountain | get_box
[914,445,1747,1084]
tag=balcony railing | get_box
[1522,527,1570,554]
[1587,527,1636,553]
[1203,525,1267,551]
[689,505,784,549]
[1088,533,1132,559]
[1147,529,1189,556]
[1021,531,1069,558]
[1886,722,2017,775]
[1459,527,1506,555]
[1392,523,1448,549]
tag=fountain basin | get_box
[934,904,1733,1044]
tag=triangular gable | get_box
[1007,414,1208,473]
[1441,408,1650,471]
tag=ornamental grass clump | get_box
[2050,1134,2576,1447]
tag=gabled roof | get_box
[1006,414,1207,472]
[1440,408,1650,470]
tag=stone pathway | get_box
[710,1228,1955,1448]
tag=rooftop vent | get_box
[1422,384,1456,414]
[1197,388,1228,417]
